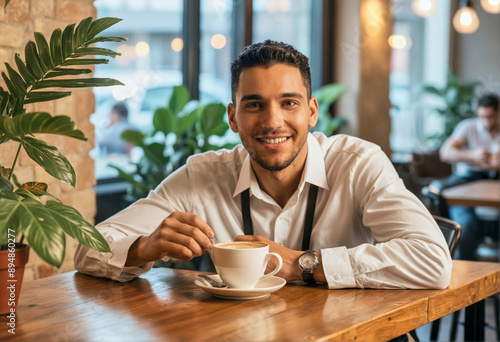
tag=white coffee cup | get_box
[212,241,283,289]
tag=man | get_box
[76,40,451,289]
[97,101,136,154]
[438,93,499,260]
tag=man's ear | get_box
[308,96,319,128]
[227,103,239,133]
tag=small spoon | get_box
[198,274,228,288]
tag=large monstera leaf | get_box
[0,194,110,268]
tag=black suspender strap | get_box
[240,184,319,251]
[301,184,318,251]
[241,188,253,235]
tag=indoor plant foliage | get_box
[421,70,480,149]
[311,83,347,136]
[112,85,237,200]
[0,17,128,267]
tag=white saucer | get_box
[194,274,286,300]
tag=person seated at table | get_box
[437,93,499,260]
[96,101,136,155]
[75,40,452,290]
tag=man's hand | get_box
[471,147,490,168]
[489,151,500,170]
[126,211,214,266]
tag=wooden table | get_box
[442,179,499,208]
[1,260,499,341]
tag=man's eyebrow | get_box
[240,94,263,102]
[281,92,305,100]
[239,92,305,102]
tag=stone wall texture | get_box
[0,0,98,281]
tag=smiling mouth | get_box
[257,137,289,144]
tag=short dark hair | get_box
[111,101,128,119]
[477,93,499,111]
[230,40,311,103]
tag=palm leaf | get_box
[24,41,44,79]
[25,91,71,104]
[44,68,92,79]
[1,17,126,117]
[33,78,123,89]
[87,17,123,39]
[5,63,27,95]
[86,36,128,45]
[34,32,54,70]
[15,54,37,86]
[74,17,93,50]
[0,112,86,140]
[72,47,121,58]
[60,58,110,66]
[62,23,75,59]
[50,28,64,66]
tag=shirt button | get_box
[334,274,341,281]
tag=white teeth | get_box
[260,137,287,144]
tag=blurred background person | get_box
[439,93,499,260]
[97,101,136,155]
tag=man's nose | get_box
[262,102,284,128]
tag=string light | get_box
[480,0,500,13]
[412,0,438,17]
[453,0,480,34]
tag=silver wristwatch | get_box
[298,250,319,284]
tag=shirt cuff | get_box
[321,246,357,289]
[108,235,154,281]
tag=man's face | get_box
[477,106,499,133]
[228,64,318,173]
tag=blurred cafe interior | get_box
[1,0,500,340]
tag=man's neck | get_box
[250,147,308,208]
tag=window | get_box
[92,0,325,181]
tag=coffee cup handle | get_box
[260,252,283,280]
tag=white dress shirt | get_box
[451,118,500,176]
[75,132,452,289]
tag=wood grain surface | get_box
[0,260,498,341]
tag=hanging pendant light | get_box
[453,0,480,34]
[412,0,438,17]
[480,0,500,13]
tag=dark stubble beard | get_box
[246,136,307,172]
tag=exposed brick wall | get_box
[0,0,98,281]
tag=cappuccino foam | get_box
[215,241,267,249]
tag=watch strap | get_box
[301,270,316,284]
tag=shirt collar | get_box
[233,133,329,198]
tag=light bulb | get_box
[481,0,500,13]
[453,5,480,34]
[412,0,438,17]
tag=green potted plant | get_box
[0,16,127,314]
[421,70,481,149]
[311,83,347,136]
[111,85,237,201]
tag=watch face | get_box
[299,253,316,268]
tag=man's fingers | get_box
[170,212,214,240]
